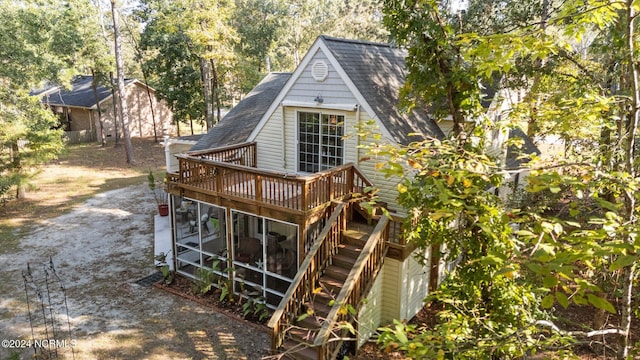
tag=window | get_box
[298,112,344,173]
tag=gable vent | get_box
[311,60,329,81]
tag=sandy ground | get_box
[0,184,271,360]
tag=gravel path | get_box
[0,184,271,359]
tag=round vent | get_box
[311,60,329,81]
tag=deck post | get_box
[256,174,263,202]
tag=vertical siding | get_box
[380,258,403,324]
[400,248,431,320]
[379,249,431,324]
[357,266,384,347]
[124,84,175,138]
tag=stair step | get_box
[337,242,363,258]
[297,314,324,330]
[289,325,319,343]
[342,229,370,243]
[319,276,344,294]
[333,253,357,268]
[324,265,350,281]
[312,288,337,306]
[280,339,319,360]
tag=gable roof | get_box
[33,75,138,109]
[505,127,541,168]
[190,72,292,151]
[320,36,444,144]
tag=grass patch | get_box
[0,138,166,253]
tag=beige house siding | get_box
[357,266,384,347]
[377,249,430,325]
[254,47,362,176]
[355,113,402,211]
[68,108,93,132]
[380,258,403,323]
[357,252,431,347]
[255,107,286,171]
[402,249,431,320]
[97,83,174,141]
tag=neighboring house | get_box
[33,75,174,143]
[158,35,538,359]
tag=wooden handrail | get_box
[186,141,257,165]
[314,215,390,358]
[268,203,346,350]
[170,152,373,213]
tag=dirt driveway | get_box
[0,184,271,359]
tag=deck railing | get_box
[170,144,372,213]
[315,215,389,359]
[268,203,346,350]
[187,142,257,167]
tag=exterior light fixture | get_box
[314,95,323,104]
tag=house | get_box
[159,35,536,359]
[33,75,174,143]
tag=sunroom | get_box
[165,142,370,308]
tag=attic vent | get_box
[311,60,329,81]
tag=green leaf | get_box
[543,275,558,288]
[556,292,569,309]
[610,255,637,271]
[541,294,555,309]
[587,294,616,314]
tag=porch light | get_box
[314,95,323,104]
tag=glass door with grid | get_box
[298,112,344,173]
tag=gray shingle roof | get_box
[190,72,292,151]
[35,75,135,109]
[321,36,444,144]
[505,127,541,168]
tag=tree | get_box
[111,0,135,164]
[378,0,639,357]
[0,0,96,199]
[137,0,237,132]
[232,0,288,93]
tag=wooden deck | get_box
[167,142,372,216]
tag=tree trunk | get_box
[618,2,639,358]
[199,56,215,130]
[91,69,106,146]
[111,0,135,164]
[210,57,221,124]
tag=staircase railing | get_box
[268,202,347,350]
[313,215,390,359]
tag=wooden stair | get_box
[278,225,372,360]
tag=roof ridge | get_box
[319,35,397,49]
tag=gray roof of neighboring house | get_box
[190,72,292,151]
[505,127,541,168]
[33,75,136,109]
[321,36,444,144]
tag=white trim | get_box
[281,105,287,170]
[246,41,326,142]
[311,60,329,81]
[247,37,397,145]
[315,40,396,144]
[281,100,357,112]
[295,109,346,174]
